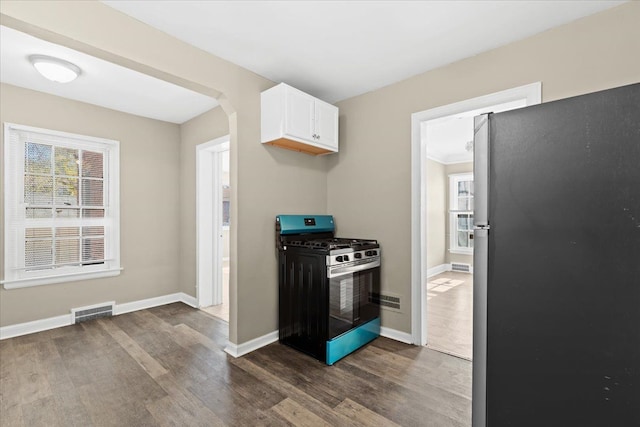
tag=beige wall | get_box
[426,160,446,269]
[445,162,474,267]
[234,118,329,343]
[0,83,181,326]
[329,3,640,334]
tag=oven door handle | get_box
[328,259,380,278]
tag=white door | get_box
[213,148,230,307]
[197,137,230,309]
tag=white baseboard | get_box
[427,263,475,277]
[0,291,198,340]
[1,293,417,355]
[115,293,181,315]
[427,263,451,278]
[223,326,414,359]
[0,314,73,340]
[225,330,279,358]
[179,292,198,308]
[380,326,414,344]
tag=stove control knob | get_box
[343,255,349,262]
[336,256,343,262]
[354,252,362,259]
[365,251,372,256]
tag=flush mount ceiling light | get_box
[29,55,81,83]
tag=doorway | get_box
[424,104,524,360]
[423,115,477,359]
[410,83,542,350]
[196,136,230,322]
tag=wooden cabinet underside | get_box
[265,138,333,156]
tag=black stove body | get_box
[276,215,381,365]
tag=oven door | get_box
[328,260,380,339]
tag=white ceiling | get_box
[103,0,624,103]
[0,1,625,129]
[426,99,527,164]
[0,26,219,124]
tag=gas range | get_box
[276,214,381,365]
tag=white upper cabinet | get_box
[261,83,339,155]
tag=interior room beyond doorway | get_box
[425,139,475,360]
[420,90,538,360]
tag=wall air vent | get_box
[370,292,402,312]
[451,263,472,273]
[71,302,114,323]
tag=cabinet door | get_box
[315,100,339,150]
[285,88,315,143]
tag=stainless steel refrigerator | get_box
[472,83,640,426]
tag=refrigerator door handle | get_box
[474,114,490,227]
[472,113,490,427]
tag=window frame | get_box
[2,123,121,289]
[449,172,474,255]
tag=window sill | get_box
[449,249,473,255]
[1,268,123,290]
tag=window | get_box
[449,173,474,254]
[222,196,230,227]
[3,123,120,289]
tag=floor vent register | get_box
[72,302,114,323]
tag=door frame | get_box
[410,83,541,346]
[196,135,230,307]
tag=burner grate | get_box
[284,237,378,251]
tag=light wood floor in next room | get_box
[0,303,472,427]
[200,259,230,322]
[426,271,473,360]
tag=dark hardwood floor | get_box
[0,303,471,426]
